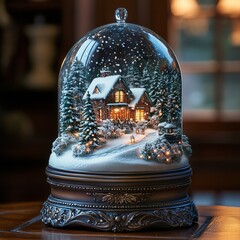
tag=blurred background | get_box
[0,0,239,206]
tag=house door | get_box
[111,107,127,120]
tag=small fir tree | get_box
[148,67,164,105]
[155,69,169,123]
[127,64,141,87]
[79,92,100,152]
[165,68,181,128]
[141,63,151,89]
[59,69,81,135]
[59,58,88,136]
[69,59,88,103]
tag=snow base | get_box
[49,129,189,173]
[49,149,189,173]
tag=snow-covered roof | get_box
[164,123,176,129]
[83,75,121,100]
[158,122,167,127]
[129,88,146,108]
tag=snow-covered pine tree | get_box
[148,66,164,106]
[59,69,79,135]
[69,59,88,103]
[59,63,82,135]
[68,58,89,123]
[125,65,134,87]
[132,64,141,87]
[59,69,69,135]
[60,82,80,135]
[165,69,181,128]
[141,62,151,90]
[127,64,141,87]
[155,69,169,123]
[59,58,89,136]
[79,91,100,152]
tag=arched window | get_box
[115,90,125,102]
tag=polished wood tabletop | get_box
[0,201,239,239]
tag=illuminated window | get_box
[99,108,103,120]
[135,109,145,121]
[115,90,124,102]
[93,86,100,94]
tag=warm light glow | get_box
[231,20,240,46]
[135,109,145,121]
[130,135,135,143]
[73,132,79,138]
[166,151,171,156]
[217,0,240,17]
[171,0,199,18]
[99,108,103,121]
[115,90,124,102]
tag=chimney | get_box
[100,67,111,77]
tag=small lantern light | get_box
[164,123,176,134]
[158,122,167,135]
[130,135,135,143]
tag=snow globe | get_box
[41,8,198,231]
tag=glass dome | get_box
[50,8,191,171]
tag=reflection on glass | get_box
[182,74,215,109]
[222,19,240,60]
[177,18,214,61]
[223,74,240,110]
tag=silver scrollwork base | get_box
[41,196,198,232]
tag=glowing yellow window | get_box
[99,109,103,121]
[135,109,145,121]
[93,86,100,94]
[115,90,124,102]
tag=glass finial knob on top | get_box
[115,8,128,23]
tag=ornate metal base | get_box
[41,165,198,232]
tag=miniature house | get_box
[83,73,152,122]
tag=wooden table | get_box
[0,201,240,239]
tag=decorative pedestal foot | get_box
[41,166,198,232]
[42,196,198,232]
